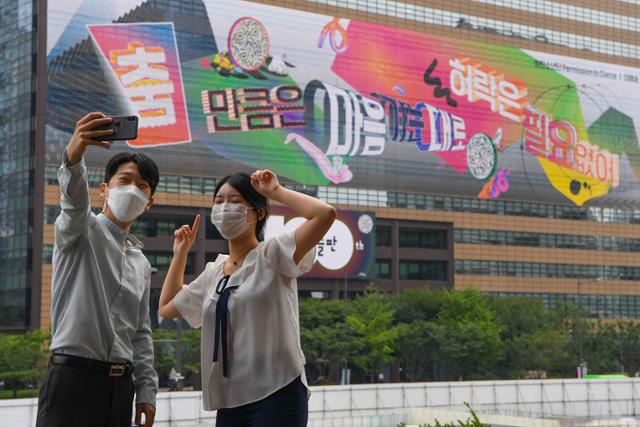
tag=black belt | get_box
[213,275,238,378]
[51,354,133,378]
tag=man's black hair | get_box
[104,152,160,195]
[214,173,269,241]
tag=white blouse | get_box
[173,230,314,411]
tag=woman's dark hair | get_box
[104,152,160,195]
[214,173,269,241]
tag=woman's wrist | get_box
[266,185,285,201]
[171,250,190,263]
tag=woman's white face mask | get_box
[210,203,256,240]
[107,185,149,223]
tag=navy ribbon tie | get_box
[213,275,238,378]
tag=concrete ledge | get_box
[3,378,640,427]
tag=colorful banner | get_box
[87,23,191,146]
[264,207,376,280]
[46,0,640,207]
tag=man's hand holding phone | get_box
[94,115,139,141]
[65,112,115,166]
[66,113,139,166]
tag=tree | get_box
[489,296,561,339]
[435,289,504,380]
[554,303,622,376]
[490,296,569,378]
[395,320,439,381]
[347,286,402,382]
[153,329,177,384]
[617,321,640,376]
[509,330,569,378]
[181,329,202,387]
[393,289,446,323]
[299,298,360,385]
[152,329,201,389]
[0,330,50,398]
[581,322,620,374]
[392,290,446,382]
[553,301,590,376]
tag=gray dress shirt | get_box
[49,157,158,406]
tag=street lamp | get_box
[341,272,368,385]
[576,277,601,378]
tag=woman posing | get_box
[158,169,336,426]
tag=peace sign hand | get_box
[173,215,201,257]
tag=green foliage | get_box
[393,290,446,323]
[393,289,506,381]
[347,285,402,382]
[579,322,620,374]
[567,321,640,376]
[0,330,50,398]
[4,287,640,398]
[0,389,39,399]
[153,329,177,376]
[152,328,201,388]
[301,287,640,384]
[393,290,444,381]
[508,329,569,377]
[397,403,490,427]
[616,321,640,375]
[435,290,504,380]
[490,296,569,378]
[299,298,360,385]
[395,320,439,381]
[490,296,560,338]
[463,402,491,427]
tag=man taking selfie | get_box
[36,112,158,427]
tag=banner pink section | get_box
[331,20,514,173]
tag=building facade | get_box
[1,0,639,331]
[0,0,47,331]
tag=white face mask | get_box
[107,185,149,223]
[210,203,255,240]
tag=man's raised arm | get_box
[55,112,113,250]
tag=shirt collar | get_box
[96,213,144,250]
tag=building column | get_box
[391,220,400,294]
[331,279,340,299]
[32,0,49,330]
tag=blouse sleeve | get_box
[173,262,215,328]
[263,229,315,278]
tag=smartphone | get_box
[95,115,138,141]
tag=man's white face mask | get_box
[107,185,148,223]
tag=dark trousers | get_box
[216,376,308,427]
[36,364,135,427]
